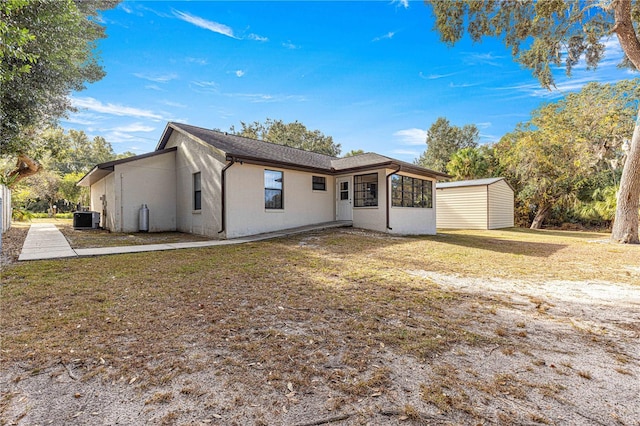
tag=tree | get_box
[580,185,620,226]
[26,170,61,217]
[59,171,88,206]
[29,127,124,175]
[426,0,640,242]
[230,118,341,156]
[415,117,479,173]
[344,149,366,157]
[496,127,592,229]
[446,146,490,180]
[1,0,115,185]
[494,80,638,228]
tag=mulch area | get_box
[1,223,29,266]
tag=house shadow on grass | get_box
[425,229,569,258]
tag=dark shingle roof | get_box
[160,122,335,171]
[158,122,449,178]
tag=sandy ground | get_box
[2,266,639,425]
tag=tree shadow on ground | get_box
[427,232,568,258]
[505,227,610,241]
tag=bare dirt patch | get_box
[55,221,212,249]
[1,228,638,425]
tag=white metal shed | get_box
[436,178,514,229]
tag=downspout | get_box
[119,173,124,233]
[386,165,402,230]
[218,157,236,235]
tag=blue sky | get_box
[63,0,635,162]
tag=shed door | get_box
[336,178,352,221]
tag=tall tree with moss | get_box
[426,0,640,242]
[495,80,639,228]
[0,0,116,185]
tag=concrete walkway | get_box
[18,223,77,261]
[18,221,352,261]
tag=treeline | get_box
[5,127,134,217]
[416,79,640,230]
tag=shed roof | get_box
[436,177,511,190]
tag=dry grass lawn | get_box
[1,227,638,425]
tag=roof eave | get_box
[155,122,176,151]
[225,154,332,175]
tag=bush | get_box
[30,212,73,219]
[12,208,34,222]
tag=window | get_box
[354,173,378,207]
[391,174,432,208]
[193,172,201,210]
[339,181,349,200]
[312,176,326,191]
[265,170,283,209]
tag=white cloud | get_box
[248,33,268,42]
[160,100,187,108]
[393,0,409,9]
[393,128,427,146]
[419,71,459,80]
[191,81,219,94]
[71,97,164,120]
[235,70,245,77]
[133,72,178,83]
[61,115,99,126]
[283,41,300,50]
[462,52,504,67]
[448,82,480,88]
[173,10,238,39]
[479,133,500,143]
[145,84,165,91]
[104,131,136,143]
[373,31,395,42]
[111,123,155,133]
[225,93,306,103]
[391,149,420,156]
[186,57,208,65]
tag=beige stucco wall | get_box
[436,185,488,229]
[113,151,177,233]
[89,152,176,233]
[163,131,225,238]
[225,163,335,238]
[388,171,437,235]
[89,173,115,231]
[335,170,387,233]
[488,180,514,229]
